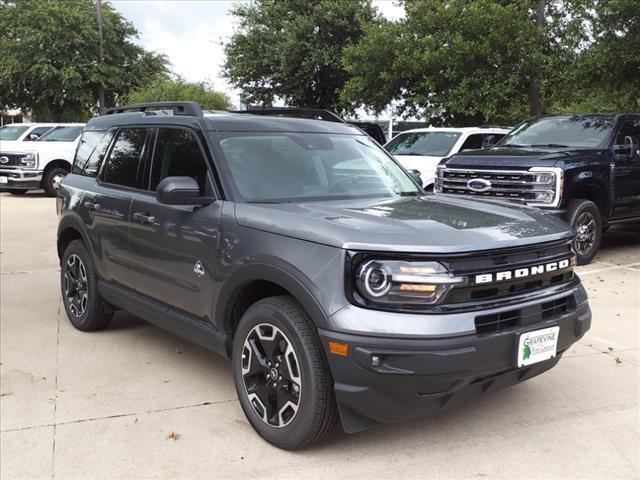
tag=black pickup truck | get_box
[435,114,640,264]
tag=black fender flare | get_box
[57,214,93,260]
[215,262,332,337]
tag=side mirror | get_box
[156,176,213,206]
[408,169,423,186]
[26,134,39,141]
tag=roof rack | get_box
[232,107,344,123]
[478,124,513,129]
[104,101,203,117]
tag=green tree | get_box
[124,78,231,110]
[0,0,168,121]
[223,0,378,113]
[342,0,592,125]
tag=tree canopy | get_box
[223,0,379,113]
[0,0,169,121]
[124,78,231,110]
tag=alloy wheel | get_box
[574,211,597,256]
[64,254,88,317]
[52,173,65,191]
[241,323,302,428]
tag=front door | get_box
[612,118,640,219]
[128,127,221,322]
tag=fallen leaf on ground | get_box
[166,431,181,441]
[615,357,622,364]
[608,347,614,351]
[176,350,183,355]
[0,392,13,397]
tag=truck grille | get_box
[0,153,27,168]
[439,168,545,202]
[444,239,575,307]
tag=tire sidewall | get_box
[60,240,99,330]
[232,300,323,449]
[568,200,602,265]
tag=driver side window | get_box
[149,128,209,193]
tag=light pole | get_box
[96,0,105,113]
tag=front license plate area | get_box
[517,326,559,367]
[0,177,7,184]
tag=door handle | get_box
[83,201,100,211]
[133,212,156,224]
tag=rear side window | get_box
[149,128,208,193]
[102,128,149,187]
[459,134,485,151]
[72,130,114,176]
[24,126,53,141]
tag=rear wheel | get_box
[60,240,113,331]
[232,295,337,450]
[566,199,602,265]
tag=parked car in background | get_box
[0,123,84,196]
[435,114,640,264]
[384,126,510,189]
[0,122,59,147]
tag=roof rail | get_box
[232,107,345,123]
[478,124,513,129]
[104,101,203,117]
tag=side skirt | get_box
[98,280,228,357]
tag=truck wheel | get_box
[8,189,28,195]
[566,199,602,265]
[42,167,68,196]
[232,295,337,450]
[60,240,113,331]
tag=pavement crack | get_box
[51,298,62,480]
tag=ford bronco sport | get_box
[57,102,592,450]
[435,114,640,264]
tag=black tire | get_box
[232,295,338,450]
[60,240,113,331]
[566,199,602,265]
[8,189,28,195]
[42,167,68,196]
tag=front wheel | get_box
[232,296,337,450]
[42,167,68,196]
[566,199,602,265]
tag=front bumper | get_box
[0,169,43,190]
[320,283,591,433]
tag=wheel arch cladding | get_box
[45,159,72,172]
[57,217,90,260]
[217,264,332,356]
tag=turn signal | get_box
[328,341,349,357]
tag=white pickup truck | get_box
[384,126,510,189]
[0,123,84,196]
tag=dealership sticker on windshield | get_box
[0,177,7,184]
[517,326,559,367]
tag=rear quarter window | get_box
[72,130,115,177]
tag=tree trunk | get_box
[529,0,545,117]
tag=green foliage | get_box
[343,0,640,125]
[223,0,378,113]
[124,78,231,110]
[0,0,169,121]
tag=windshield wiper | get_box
[530,143,569,148]
[496,144,528,148]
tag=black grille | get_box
[474,295,576,335]
[440,168,552,202]
[0,153,28,168]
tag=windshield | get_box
[0,125,30,141]
[384,131,461,156]
[499,116,614,148]
[217,133,420,202]
[37,126,83,142]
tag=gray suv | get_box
[57,102,592,450]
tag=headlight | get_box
[353,259,466,308]
[434,167,444,193]
[528,167,563,207]
[20,152,38,169]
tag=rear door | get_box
[612,118,640,219]
[82,127,152,285]
[128,127,222,321]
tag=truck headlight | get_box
[529,167,563,207]
[20,152,38,169]
[434,167,444,193]
[353,259,466,308]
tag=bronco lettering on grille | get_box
[474,259,571,284]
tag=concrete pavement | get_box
[1,191,639,479]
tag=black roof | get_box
[87,102,362,135]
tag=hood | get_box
[0,140,76,155]
[235,194,573,253]
[394,154,443,163]
[445,146,598,169]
